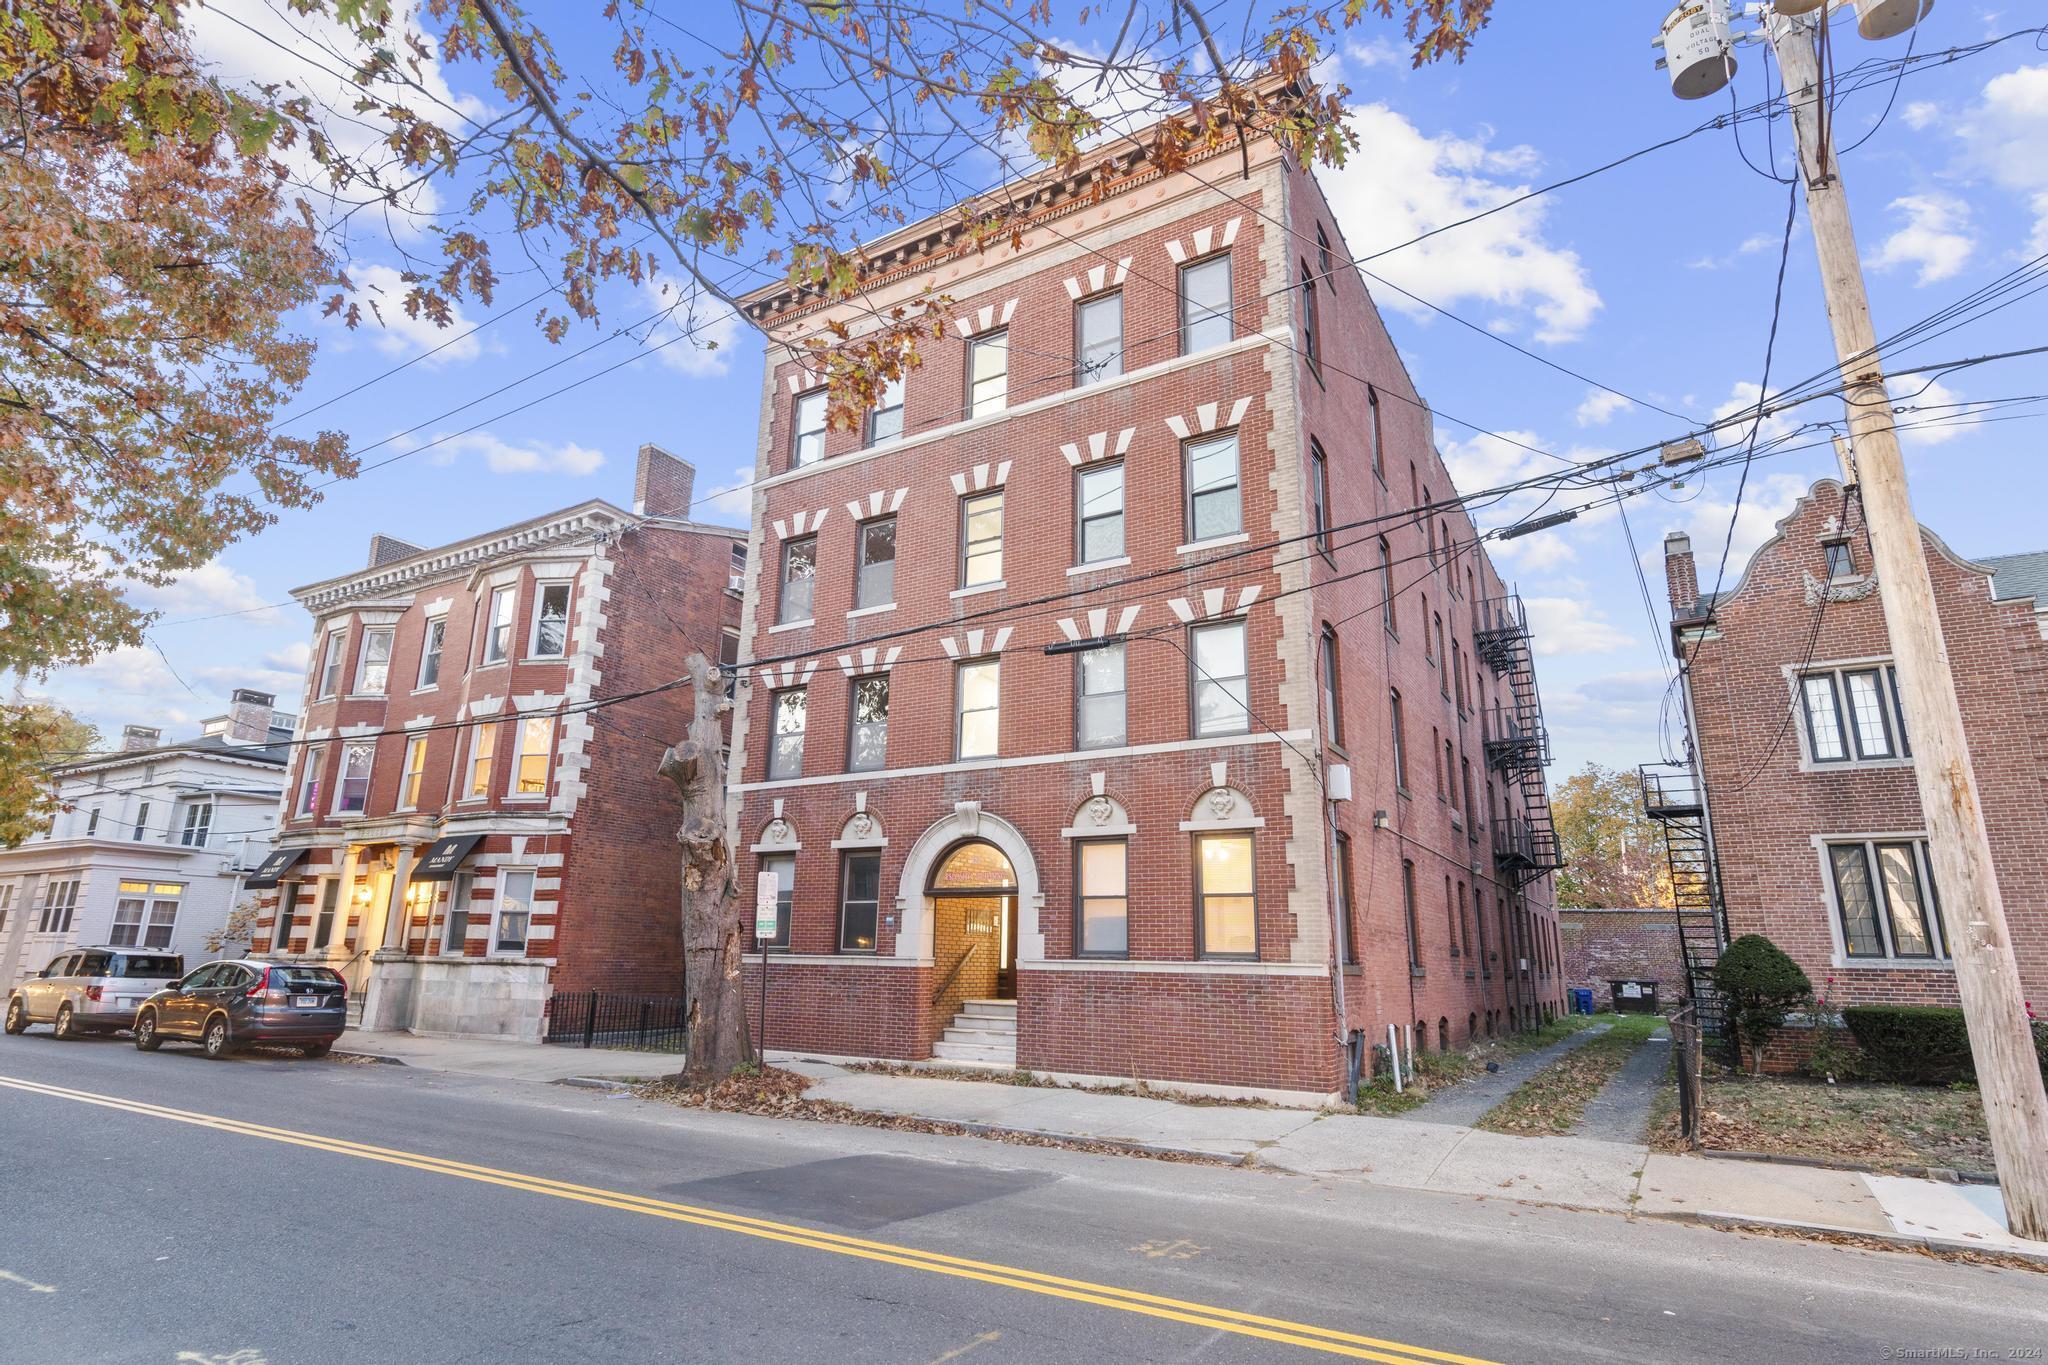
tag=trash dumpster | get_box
[1609,980,1661,1014]
[1571,987,1595,1015]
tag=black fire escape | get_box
[1639,762,1726,1040]
[1475,595,1561,887]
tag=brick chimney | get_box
[634,443,696,519]
[1664,531,1700,616]
[226,688,277,744]
[121,724,161,752]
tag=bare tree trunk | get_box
[657,654,753,1087]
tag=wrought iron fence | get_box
[1668,1002,1704,1147]
[543,990,689,1052]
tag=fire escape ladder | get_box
[1639,763,1727,1040]
[1478,595,1561,889]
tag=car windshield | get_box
[114,955,183,980]
[270,967,345,991]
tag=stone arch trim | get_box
[894,802,1044,963]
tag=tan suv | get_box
[5,947,186,1039]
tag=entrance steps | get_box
[931,999,1017,1067]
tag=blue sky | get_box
[40,3,2048,787]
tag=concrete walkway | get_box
[1394,1023,1610,1127]
[1572,1028,1671,1144]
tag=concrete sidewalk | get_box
[337,1028,682,1082]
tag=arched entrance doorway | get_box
[927,840,1019,1012]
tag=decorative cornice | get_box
[1803,571,1881,605]
[293,503,625,615]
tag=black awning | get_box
[243,846,311,890]
[412,833,486,882]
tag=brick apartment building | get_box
[1663,479,2048,1019]
[248,446,744,1040]
[727,123,1566,1099]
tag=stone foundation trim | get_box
[733,728,1309,793]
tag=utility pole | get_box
[1769,8,2048,1240]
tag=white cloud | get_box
[1318,104,1602,343]
[1901,100,1941,130]
[1685,225,1799,273]
[639,278,743,379]
[1575,390,1633,427]
[341,262,483,364]
[426,432,606,477]
[1892,377,1982,447]
[1868,193,1975,285]
[1496,529,1577,571]
[122,562,280,624]
[1955,63,2048,253]
[696,466,756,527]
[1344,38,1407,71]
[267,641,313,673]
[1523,597,1633,656]
[1711,380,1803,448]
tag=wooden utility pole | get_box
[1769,10,2048,1240]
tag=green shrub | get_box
[1712,935,1811,1075]
[1843,1006,1975,1085]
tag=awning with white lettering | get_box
[242,846,311,890]
[412,834,486,882]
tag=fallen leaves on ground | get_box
[1477,1015,1667,1136]
[1649,1074,1993,1175]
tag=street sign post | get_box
[754,871,777,1066]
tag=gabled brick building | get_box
[248,446,743,1040]
[1664,479,2048,1017]
[727,126,1565,1099]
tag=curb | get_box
[554,1076,638,1092]
[1639,1208,2048,1268]
[332,1049,408,1067]
[1698,1147,2000,1185]
[905,1117,1247,1165]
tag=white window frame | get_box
[779,536,818,625]
[481,586,516,665]
[1075,462,1125,568]
[492,868,537,956]
[846,674,889,773]
[316,629,348,699]
[1075,291,1123,386]
[38,878,81,934]
[1075,642,1126,750]
[397,734,428,811]
[867,375,905,446]
[296,744,325,816]
[791,389,827,468]
[417,616,447,690]
[955,657,1000,760]
[355,626,395,695]
[855,516,896,610]
[528,582,572,659]
[111,880,182,949]
[1190,619,1251,738]
[960,490,1003,589]
[132,800,151,842]
[768,688,807,780]
[1795,659,1911,770]
[1814,833,1951,969]
[443,872,474,955]
[967,331,1008,417]
[465,723,498,800]
[310,877,341,951]
[1183,431,1242,544]
[178,800,213,848]
[334,740,375,815]
[511,715,555,797]
[1178,253,1233,353]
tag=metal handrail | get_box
[930,940,983,1007]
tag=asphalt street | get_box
[0,1030,2042,1365]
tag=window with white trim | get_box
[955,658,1000,759]
[791,389,827,467]
[443,873,473,954]
[967,332,1008,417]
[960,490,1003,588]
[847,675,889,772]
[481,586,516,664]
[0,884,14,937]
[756,854,793,949]
[1190,619,1250,737]
[1800,664,1908,763]
[867,375,904,446]
[768,688,807,780]
[856,517,895,609]
[513,715,554,795]
[316,630,347,699]
[38,878,80,934]
[132,801,151,841]
[355,626,394,694]
[296,745,324,816]
[398,735,428,810]
[1076,292,1123,386]
[1179,254,1232,352]
[335,741,374,814]
[1184,432,1241,542]
[417,617,447,688]
[1076,838,1128,956]
[1076,643,1126,749]
[530,582,572,658]
[311,878,340,950]
[112,880,181,949]
[1826,838,1946,961]
[177,800,212,848]
[1196,831,1256,958]
[466,723,497,799]
[1076,463,1124,566]
[493,869,535,955]
[779,537,817,624]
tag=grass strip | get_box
[1476,1014,1666,1136]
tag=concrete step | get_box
[958,1000,1016,1019]
[942,1026,1016,1045]
[949,1009,1015,1029]
[932,1039,1018,1065]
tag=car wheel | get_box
[53,1004,77,1040]
[301,1042,332,1059]
[202,1016,234,1060]
[3,998,26,1035]
[134,1011,163,1051]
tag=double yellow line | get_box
[0,1073,1498,1364]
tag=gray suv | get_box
[5,947,186,1039]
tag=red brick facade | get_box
[1560,908,1685,1007]
[729,138,1564,1097]
[1668,480,2048,1013]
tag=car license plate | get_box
[295,996,320,1008]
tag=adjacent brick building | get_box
[1559,908,1685,1011]
[728,122,1565,1099]
[248,446,744,1040]
[1665,479,2048,1019]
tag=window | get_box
[132,801,151,842]
[1316,224,1334,281]
[1444,875,1457,954]
[848,675,889,772]
[960,490,1003,588]
[513,715,554,795]
[791,389,826,467]
[1196,832,1256,958]
[335,741,374,814]
[868,375,904,446]
[494,869,535,955]
[178,801,212,848]
[779,537,817,624]
[1458,881,1472,958]
[1824,540,1856,581]
[317,631,347,699]
[1179,254,1233,352]
[1076,642,1127,749]
[443,873,473,954]
[1379,539,1396,632]
[311,879,340,950]
[1391,689,1408,790]
[273,882,300,950]
[481,586,515,664]
[1800,664,1908,763]
[356,627,394,694]
[1368,386,1385,481]
[1335,831,1357,965]
[1432,726,1444,798]
[111,881,181,949]
[85,808,100,837]
[466,724,497,798]
[1310,439,1331,558]
[1444,738,1457,810]
[1190,620,1250,737]
[38,879,80,934]
[296,745,324,816]
[955,659,1000,759]
[1076,463,1125,566]
[967,332,1008,417]
[1461,758,1474,824]
[1453,641,1466,709]
[417,617,446,689]
[1076,839,1129,956]
[398,735,428,809]
[838,850,882,952]
[1828,839,1945,961]
[1299,260,1320,370]
[728,542,748,593]
[855,517,896,609]
[1320,626,1344,747]
[1076,292,1123,385]
[768,688,808,779]
[530,582,571,658]
[1435,614,1447,675]
[1185,431,1241,542]
[754,854,794,949]
[1421,595,1432,660]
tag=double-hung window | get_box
[757,854,794,948]
[1076,292,1123,385]
[132,801,151,841]
[792,389,827,467]
[1179,254,1232,352]
[855,517,895,609]
[867,375,904,446]
[178,801,212,848]
[398,735,428,809]
[1195,832,1255,958]
[1076,463,1124,566]
[1379,539,1396,632]
[960,491,1003,588]
[442,873,473,954]
[417,617,446,689]
[1320,625,1344,747]
[1076,839,1128,956]
[513,715,554,795]
[967,332,1008,417]
[530,582,571,658]
[494,870,535,955]
[1310,440,1331,558]
[1076,642,1126,749]
[317,631,347,699]
[779,537,817,624]
[356,627,393,694]
[39,879,80,934]
[311,879,340,950]
[1800,664,1908,763]
[1190,620,1249,737]
[112,881,181,949]
[466,724,496,799]
[768,688,807,779]
[1185,432,1241,542]
[1391,689,1408,790]
[1368,386,1385,481]
[847,675,889,772]
[1299,261,1320,371]
[1827,838,1945,961]
[335,741,374,814]
[955,658,1000,759]
[1335,832,1358,965]
[481,586,515,664]
[296,745,324,816]
[838,851,882,952]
